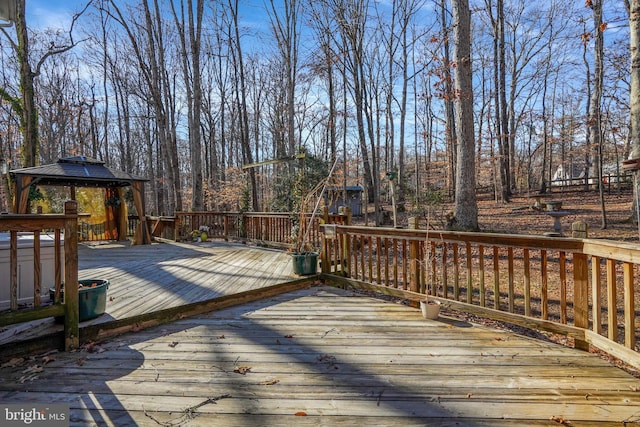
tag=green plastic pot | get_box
[291,252,318,276]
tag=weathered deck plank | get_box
[0,286,638,426]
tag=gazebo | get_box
[9,156,151,245]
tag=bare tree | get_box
[228,0,258,210]
[170,0,205,211]
[586,0,607,228]
[105,0,182,213]
[0,0,90,168]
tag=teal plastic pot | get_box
[291,252,318,276]
[50,279,109,321]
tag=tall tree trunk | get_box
[15,0,37,167]
[440,0,457,196]
[171,0,204,211]
[629,0,640,227]
[451,0,478,231]
[589,0,606,228]
[229,0,258,210]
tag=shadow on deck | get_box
[0,285,638,425]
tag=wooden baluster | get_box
[368,236,374,284]
[493,246,500,310]
[606,259,617,342]
[573,253,589,351]
[376,236,382,286]
[541,249,548,320]
[430,241,437,296]
[359,235,365,281]
[466,242,473,304]
[453,243,459,300]
[33,231,41,307]
[560,252,567,323]
[409,218,420,294]
[10,230,17,311]
[508,247,514,313]
[591,256,602,333]
[623,262,635,350]
[384,237,390,286]
[439,243,447,299]
[479,245,485,307]
[523,249,530,316]
[401,239,407,290]
[392,239,399,288]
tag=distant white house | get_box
[552,164,585,185]
[552,163,628,186]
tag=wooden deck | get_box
[0,285,639,425]
[0,240,295,345]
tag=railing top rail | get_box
[0,215,71,231]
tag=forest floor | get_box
[473,187,638,241]
[375,185,640,241]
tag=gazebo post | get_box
[13,175,33,214]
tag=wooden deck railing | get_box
[172,210,350,249]
[319,222,640,369]
[0,201,79,351]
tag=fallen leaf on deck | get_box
[76,358,86,366]
[168,341,179,348]
[18,374,38,383]
[41,355,55,365]
[317,354,336,362]
[1,357,24,368]
[260,379,279,385]
[294,411,307,416]
[217,335,225,339]
[234,366,251,375]
[284,335,294,339]
[550,415,571,425]
[82,341,102,353]
[21,365,43,374]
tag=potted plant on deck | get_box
[289,157,338,276]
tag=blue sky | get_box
[24,0,91,31]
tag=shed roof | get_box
[10,156,148,188]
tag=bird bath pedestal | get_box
[544,211,570,237]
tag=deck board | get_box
[1,285,638,426]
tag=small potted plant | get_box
[190,225,209,242]
[199,225,209,242]
[420,299,441,320]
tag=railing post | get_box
[573,253,589,351]
[344,206,352,225]
[63,201,79,351]
[174,213,181,242]
[408,217,420,295]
